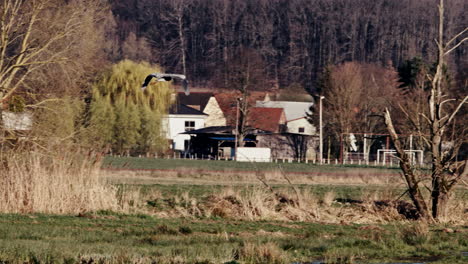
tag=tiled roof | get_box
[177,92,213,112]
[247,107,286,133]
[214,92,269,126]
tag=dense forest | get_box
[108,0,467,92]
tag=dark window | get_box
[298,127,305,133]
[185,121,195,131]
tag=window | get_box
[185,121,195,131]
[298,127,305,133]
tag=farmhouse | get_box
[255,100,315,135]
[177,92,226,126]
[177,92,317,160]
[162,103,207,153]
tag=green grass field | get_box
[1,213,467,264]
[102,156,401,173]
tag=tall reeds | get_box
[0,147,118,214]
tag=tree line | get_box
[109,0,467,92]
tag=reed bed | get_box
[0,149,118,214]
[119,184,467,225]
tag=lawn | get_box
[1,213,467,264]
[102,156,401,174]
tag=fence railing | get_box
[108,152,431,169]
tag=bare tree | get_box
[384,0,467,221]
[317,61,399,158]
[224,48,268,147]
[122,32,153,62]
[156,0,191,76]
[0,0,113,128]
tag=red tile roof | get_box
[214,91,270,126]
[247,107,286,132]
[213,92,239,126]
[214,91,286,132]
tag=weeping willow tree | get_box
[85,60,173,155]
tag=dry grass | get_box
[108,166,468,225]
[127,186,404,224]
[0,148,118,214]
[399,221,431,245]
[102,167,405,186]
[238,242,289,264]
[120,183,468,225]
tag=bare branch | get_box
[440,98,456,107]
[420,113,432,124]
[445,27,468,47]
[444,37,468,56]
[442,95,468,128]
[447,160,468,191]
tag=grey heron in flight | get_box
[141,73,189,95]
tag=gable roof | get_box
[168,103,208,116]
[247,107,286,133]
[255,101,313,121]
[213,93,238,126]
[214,91,270,126]
[177,92,213,112]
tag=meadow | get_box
[1,213,467,264]
[1,156,467,263]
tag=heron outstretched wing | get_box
[141,73,189,95]
[141,74,157,90]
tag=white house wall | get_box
[163,115,206,151]
[203,97,226,126]
[287,118,316,135]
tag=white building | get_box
[255,101,316,135]
[177,92,226,127]
[162,104,207,152]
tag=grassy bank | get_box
[0,213,467,264]
[102,156,401,173]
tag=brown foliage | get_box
[320,61,400,143]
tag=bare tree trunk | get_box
[177,9,187,76]
[384,109,431,220]
[383,0,467,221]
